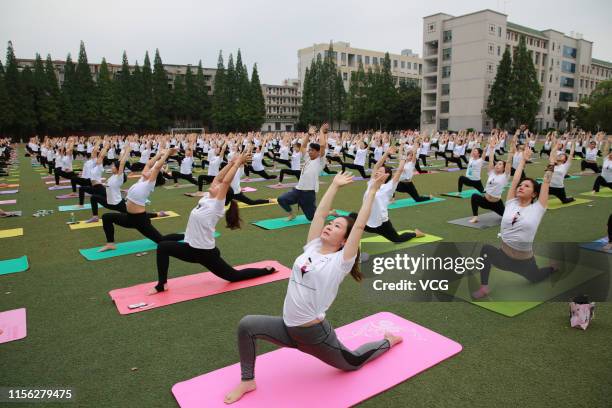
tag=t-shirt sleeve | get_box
[532,199,546,216]
[303,237,321,253]
[212,198,226,216]
[337,248,358,276]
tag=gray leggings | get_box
[237,315,390,381]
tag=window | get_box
[552,42,555,51]
[498,26,502,37]
[373,57,378,65]
[497,46,501,56]
[407,62,411,69]
[540,70,544,82]
[489,24,496,35]
[559,92,574,102]
[560,76,575,88]
[441,83,450,95]
[442,66,451,78]
[439,119,449,130]
[401,61,405,69]
[561,61,576,73]
[442,48,452,61]
[393,60,398,68]
[529,38,533,46]
[343,72,348,81]
[357,55,362,64]
[488,43,494,55]
[365,56,370,65]
[341,52,346,65]
[548,90,551,98]
[443,30,452,42]
[547,106,550,114]
[549,74,552,83]
[427,22,436,33]
[535,52,540,65]
[487,63,494,73]
[563,46,577,59]
[580,79,583,88]
[440,101,449,113]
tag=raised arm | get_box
[301,126,315,154]
[148,148,174,181]
[96,142,110,165]
[306,172,353,244]
[118,144,131,174]
[392,152,407,184]
[539,145,556,208]
[318,123,329,157]
[487,135,497,172]
[506,146,529,202]
[372,145,394,173]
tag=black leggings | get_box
[197,174,216,191]
[91,196,127,216]
[592,176,612,192]
[470,194,505,216]
[279,169,301,183]
[54,168,75,185]
[131,162,146,172]
[227,188,269,206]
[172,171,197,185]
[581,161,601,173]
[272,157,291,168]
[102,211,166,243]
[395,181,430,202]
[418,154,428,167]
[79,183,105,206]
[434,150,447,160]
[479,244,555,285]
[245,165,276,179]
[71,176,91,193]
[510,168,526,180]
[446,156,464,169]
[155,239,275,291]
[327,155,343,166]
[341,162,369,178]
[458,176,484,193]
[548,186,574,203]
[364,220,416,243]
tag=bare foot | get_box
[98,243,116,252]
[469,216,479,224]
[590,190,596,195]
[384,332,403,347]
[224,380,257,404]
[157,211,169,217]
[603,243,612,251]
[173,183,179,187]
[76,204,84,208]
[471,285,490,299]
[414,228,426,238]
[268,198,278,204]
[286,213,296,221]
[147,284,167,295]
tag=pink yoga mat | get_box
[241,178,267,183]
[45,180,70,185]
[172,312,462,408]
[0,190,18,195]
[241,187,257,193]
[57,193,87,199]
[266,183,297,189]
[0,308,27,344]
[0,199,17,205]
[48,185,72,190]
[109,260,291,315]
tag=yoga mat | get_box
[536,175,580,183]
[241,177,266,183]
[2,178,19,182]
[440,190,480,199]
[352,176,368,181]
[388,197,445,210]
[0,308,27,344]
[45,180,70,184]
[69,211,180,230]
[441,167,462,172]
[361,231,443,255]
[0,228,24,239]
[79,232,214,261]
[448,212,502,229]
[0,199,17,205]
[579,190,612,198]
[236,201,276,209]
[241,187,257,193]
[58,204,92,212]
[57,193,89,199]
[0,184,19,188]
[0,256,29,275]
[546,197,591,210]
[172,312,462,408]
[109,260,291,315]
[266,182,297,189]
[0,190,18,195]
[163,184,196,190]
[0,211,22,217]
[448,258,604,317]
[48,185,72,190]
[580,237,611,254]
[253,210,350,230]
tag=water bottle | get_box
[70,212,75,223]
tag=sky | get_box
[1,0,611,84]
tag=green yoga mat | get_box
[536,175,580,183]
[252,210,350,230]
[0,256,29,276]
[79,233,220,261]
[579,190,612,198]
[447,257,604,317]
[360,231,443,255]
[547,197,591,210]
[440,190,480,199]
[388,197,445,210]
[59,204,92,212]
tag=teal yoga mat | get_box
[59,204,92,212]
[79,233,220,261]
[253,210,350,230]
[388,196,445,210]
[440,190,481,199]
[0,256,29,275]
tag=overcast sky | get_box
[1,0,611,83]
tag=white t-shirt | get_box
[90,164,104,183]
[279,145,290,160]
[180,157,194,175]
[208,156,222,176]
[550,161,571,188]
[105,174,124,205]
[400,161,415,181]
[485,172,508,199]
[290,151,302,170]
[297,157,324,192]
[365,179,398,228]
[126,178,155,206]
[184,194,225,250]
[500,198,546,252]
[354,148,367,166]
[139,149,151,164]
[230,167,243,193]
[585,148,598,161]
[512,152,522,169]
[466,158,484,181]
[82,159,95,179]
[282,238,356,327]
[602,158,612,183]
[252,152,265,171]
[62,155,73,171]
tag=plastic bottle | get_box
[70,212,75,223]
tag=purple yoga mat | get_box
[57,193,89,199]
[48,185,73,190]
[442,167,462,172]
[0,199,17,205]
[0,190,18,195]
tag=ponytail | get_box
[344,213,363,282]
[225,199,242,230]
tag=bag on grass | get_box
[569,295,595,330]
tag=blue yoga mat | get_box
[59,204,92,212]
[0,256,29,275]
[253,210,350,230]
[388,196,445,210]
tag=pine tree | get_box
[19,66,38,135]
[225,53,237,131]
[131,62,145,131]
[140,51,155,131]
[334,71,346,127]
[235,49,251,131]
[74,41,97,129]
[509,36,542,128]
[184,65,198,126]
[172,74,188,126]
[249,63,265,130]
[32,54,46,132]
[0,60,14,135]
[486,47,513,128]
[378,53,398,130]
[116,51,134,131]
[195,60,211,128]
[152,49,171,130]
[60,54,78,131]
[346,62,367,131]
[298,66,313,129]
[390,80,421,129]
[96,57,118,131]
[211,51,226,131]
[43,55,62,133]
[4,41,20,134]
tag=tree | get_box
[19,66,38,135]
[172,74,188,126]
[4,41,20,134]
[184,65,198,126]
[74,41,97,130]
[224,53,237,131]
[346,62,367,131]
[578,80,612,132]
[211,51,226,131]
[195,60,211,128]
[42,55,62,133]
[0,60,14,135]
[390,80,421,129]
[249,63,266,131]
[298,66,314,129]
[60,54,78,131]
[140,51,155,131]
[116,51,134,131]
[486,47,513,128]
[96,57,118,131]
[152,49,171,130]
[509,36,542,128]
[553,107,566,130]
[234,49,251,131]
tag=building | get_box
[15,58,216,94]
[420,9,612,133]
[297,42,423,92]
[261,78,301,132]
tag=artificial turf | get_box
[0,146,611,408]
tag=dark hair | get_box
[309,143,321,151]
[344,213,362,282]
[110,159,120,170]
[225,200,242,230]
[475,148,483,157]
[519,177,541,202]
[382,166,392,181]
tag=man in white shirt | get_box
[277,124,328,221]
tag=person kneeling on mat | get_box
[224,171,402,404]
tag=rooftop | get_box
[506,22,547,39]
[591,58,612,68]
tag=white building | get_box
[261,79,301,132]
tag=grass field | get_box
[1,146,611,408]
